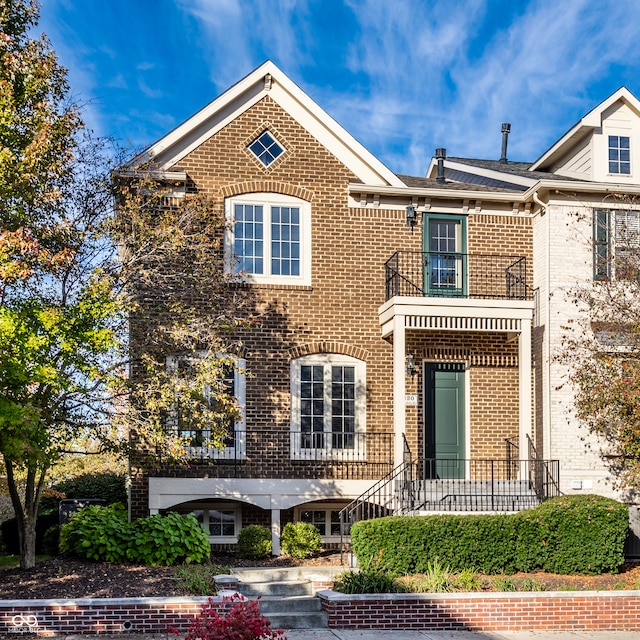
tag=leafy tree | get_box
[561,200,640,492]
[0,0,123,569]
[111,178,257,465]
[0,1,256,570]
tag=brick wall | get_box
[318,590,640,631]
[129,93,537,517]
[4,591,639,635]
[405,332,521,460]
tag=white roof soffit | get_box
[425,158,536,189]
[530,87,640,172]
[128,60,404,188]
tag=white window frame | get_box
[294,502,351,542]
[608,134,631,176]
[290,354,366,460]
[225,193,311,286]
[166,355,246,460]
[188,505,241,544]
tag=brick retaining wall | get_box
[1,597,209,636]
[3,590,640,635]
[317,590,640,632]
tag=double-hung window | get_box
[423,214,467,297]
[290,354,366,459]
[594,209,640,281]
[227,194,311,286]
[167,355,246,460]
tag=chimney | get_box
[500,123,511,163]
[435,148,446,184]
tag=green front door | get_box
[424,362,465,479]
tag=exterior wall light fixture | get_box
[406,354,417,377]
[406,205,418,231]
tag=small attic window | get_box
[608,135,631,175]
[248,131,284,167]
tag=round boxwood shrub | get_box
[281,521,322,559]
[238,524,272,559]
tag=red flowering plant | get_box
[171,594,287,640]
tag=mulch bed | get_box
[2,554,640,600]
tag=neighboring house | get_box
[125,61,640,554]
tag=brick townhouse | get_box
[125,61,640,553]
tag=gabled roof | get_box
[530,87,640,172]
[127,60,405,188]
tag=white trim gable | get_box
[127,60,404,188]
[531,87,640,175]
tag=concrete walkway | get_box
[53,631,640,640]
[283,631,640,640]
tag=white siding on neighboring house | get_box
[550,135,591,180]
[594,102,638,183]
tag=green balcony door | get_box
[424,362,465,479]
[423,215,467,297]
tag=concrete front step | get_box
[232,566,340,629]
[232,566,344,584]
[257,596,327,630]
[259,595,324,614]
[239,580,313,597]
[263,610,328,630]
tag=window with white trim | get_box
[167,355,246,460]
[608,135,631,175]
[294,503,351,541]
[170,505,240,543]
[248,130,285,167]
[594,209,640,280]
[290,354,365,459]
[226,194,311,286]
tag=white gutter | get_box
[533,190,552,461]
[349,178,640,202]
[348,182,526,202]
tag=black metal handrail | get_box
[385,251,533,301]
[339,458,413,565]
[415,458,560,512]
[338,453,561,562]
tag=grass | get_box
[0,555,50,569]
[174,563,231,595]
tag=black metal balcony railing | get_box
[166,428,394,468]
[385,251,532,301]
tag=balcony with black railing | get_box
[165,428,395,480]
[385,251,532,301]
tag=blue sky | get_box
[39,0,640,177]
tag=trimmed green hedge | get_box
[351,495,628,575]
